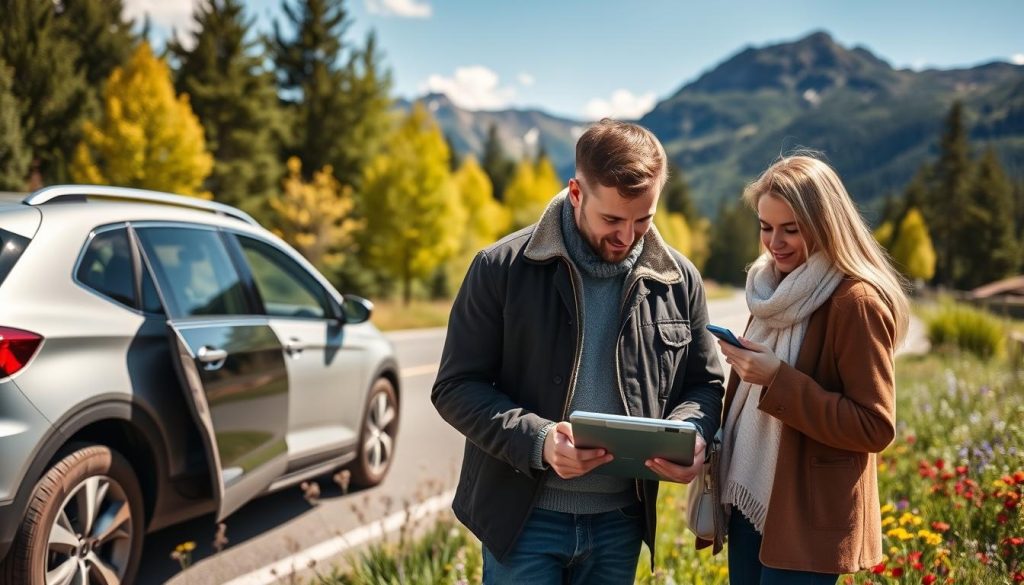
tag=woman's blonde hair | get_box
[742,154,910,344]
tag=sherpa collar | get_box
[523,189,684,286]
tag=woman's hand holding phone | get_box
[708,325,782,386]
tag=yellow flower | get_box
[181,541,196,552]
[880,503,895,515]
[886,527,914,541]
[882,516,896,527]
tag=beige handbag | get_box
[687,429,725,553]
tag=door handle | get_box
[197,346,228,371]
[285,338,306,357]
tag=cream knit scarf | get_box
[720,251,843,533]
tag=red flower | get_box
[931,521,950,532]
[935,458,945,470]
[922,575,937,585]
[1012,570,1024,582]
[892,567,905,577]
[955,465,968,476]
[998,513,1009,524]
[1014,470,1024,483]
[1006,536,1024,547]
[871,562,886,574]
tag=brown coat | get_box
[722,278,896,574]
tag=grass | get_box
[369,299,453,331]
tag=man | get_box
[432,119,724,584]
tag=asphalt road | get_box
[137,292,754,584]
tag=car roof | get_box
[4,185,267,236]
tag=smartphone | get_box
[706,324,744,348]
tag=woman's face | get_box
[757,195,808,275]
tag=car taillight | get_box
[0,327,43,377]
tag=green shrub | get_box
[925,301,1006,359]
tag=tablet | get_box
[569,410,697,481]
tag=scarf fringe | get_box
[725,480,769,533]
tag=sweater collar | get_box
[560,195,642,278]
[523,189,684,285]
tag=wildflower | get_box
[891,567,905,577]
[930,521,950,532]
[922,575,937,585]
[881,503,895,515]
[871,562,886,574]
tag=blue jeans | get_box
[482,503,643,585]
[727,511,838,585]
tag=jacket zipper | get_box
[559,258,584,420]
[614,277,644,502]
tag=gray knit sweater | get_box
[531,199,643,514]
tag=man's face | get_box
[568,177,659,263]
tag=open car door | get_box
[168,320,290,521]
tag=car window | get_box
[136,227,250,318]
[0,227,30,287]
[76,228,136,307]
[237,236,332,319]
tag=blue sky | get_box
[128,0,1024,120]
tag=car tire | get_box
[0,445,144,585]
[350,377,399,487]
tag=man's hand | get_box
[718,337,781,387]
[645,434,706,484]
[543,421,614,479]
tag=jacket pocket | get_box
[809,455,861,530]
[657,320,692,347]
[655,320,691,399]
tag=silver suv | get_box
[0,186,401,585]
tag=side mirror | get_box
[340,294,373,325]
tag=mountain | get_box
[414,31,1024,216]
[398,93,584,179]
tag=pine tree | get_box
[0,0,90,183]
[272,0,391,187]
[0,60,30,190]
[663,162,697,220]
[890,208,936,286]
[444,132,461,172]
[70,43,213,197]
[481,123,514,201]
[268,157,362,271]
[169,0,285,212]
[704,201,761,286]
[54,0,136,89]
[957,148,1017,288]
[357,104,463,305]
[926,101,973,287]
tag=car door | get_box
[229,233,369,468]
[134,224,289,521]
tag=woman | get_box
[715,155,909,584]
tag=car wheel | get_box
[350,377,399,487]
[1,445,144,585]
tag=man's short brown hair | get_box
[575,118,668,197]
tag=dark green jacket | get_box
[431,193,725,562]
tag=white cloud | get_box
[420,66,515,110]
[366,0,432,18]
[583,89,656,120]
[518,73,535,87]
[1012,53,1024,65]
[123,0,196,33]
